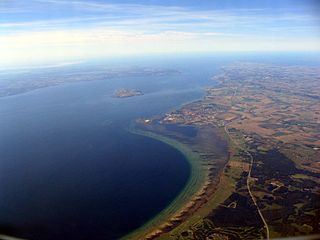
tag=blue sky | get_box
[0,0,319,66]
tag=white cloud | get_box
[1,27,319,67]
[0,0,319,67]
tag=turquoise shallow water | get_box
[0,66,204,240]
[1,54,318,240]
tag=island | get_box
[127,63,320,240]
[0,67,178,98]
[113,88,144,98]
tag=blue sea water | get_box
[0,60,207,240]
[0,53,319,240]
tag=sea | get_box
[0,53,319,240]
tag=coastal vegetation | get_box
[126,63,320,239]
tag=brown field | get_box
[136,63,320,239]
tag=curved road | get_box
[245,148,270,240]
[224,85,270,239]
[224,124,270,239]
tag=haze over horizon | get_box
[1,0,320,67]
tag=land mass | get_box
[113,88,144,98]
[0,67,179,98]
[129,63,320,240]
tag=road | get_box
[245,148,270,240]
[224,84,270,239]
[224,124,270,239]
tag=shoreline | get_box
[123,127,208,240]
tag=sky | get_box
[0,0,320,67]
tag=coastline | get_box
[123,127,208,240]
